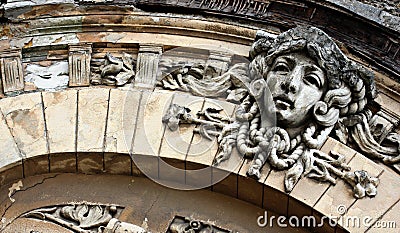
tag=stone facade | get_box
[0,1,399,233]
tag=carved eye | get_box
[273,62,290,73]
[304,73,322,88]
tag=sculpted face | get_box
[265,52,327,128]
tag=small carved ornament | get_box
[91,52,135,86]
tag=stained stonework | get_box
[1,174,309,233]
[0,1,399,233]
[161,26,398,200]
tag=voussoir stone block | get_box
[77,88,110,152]
[42,90,77,153]
[131,90,174,156]
[0,92,47,159]
[367,198,399,232]
[0,109,21,172]
[105,89,141,154]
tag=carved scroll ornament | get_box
[161,26,400,199]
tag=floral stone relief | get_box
[160,26,400,198]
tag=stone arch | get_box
[0,1,399,233]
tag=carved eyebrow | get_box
[273,56,295,70]
[276,56,295,65]
[303,64,324,73]
[304,65,326,87]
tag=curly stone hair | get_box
[215,27,378,182]
[249,26,376,118]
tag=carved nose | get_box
[280,68,301,94]
[280,82,297,94]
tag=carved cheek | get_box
[294,87,321,111]
[266,73,282,92]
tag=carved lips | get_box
[273,95,294,110]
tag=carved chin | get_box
[275,109,310,128]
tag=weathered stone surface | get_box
[25,62,69,91]
[77,88,110,152]
[212,169,239,198]
[4,0,75,11]
[0,92,47,158]
[367,198,399,232]
[42,90,77,153]
[0,174,308,233]
[263,169,288,215]
[49,153,76,173]
[329,0,400,29]
[0,164,23,187]
[159,94,204,161]
[263,184,289,217]
[238,160,270,207]
[23,156,49,176]
[288,197,312,220]
[186,99,236,166]
[104,153,131,175]
[105,89,141,154]
[77,32,251,57]
[77,152,103,174]
[131,90,174,156]
[212,148,244,197]
[0,109,21,172]
[159,93,204,184]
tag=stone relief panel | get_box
[157,49,245,99]
[21,203,149,233]
[19,204,239,233]
[161,26,400,198]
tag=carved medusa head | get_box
[214,26,379,197]
[249,26,376,130]
[161,26,383,198]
